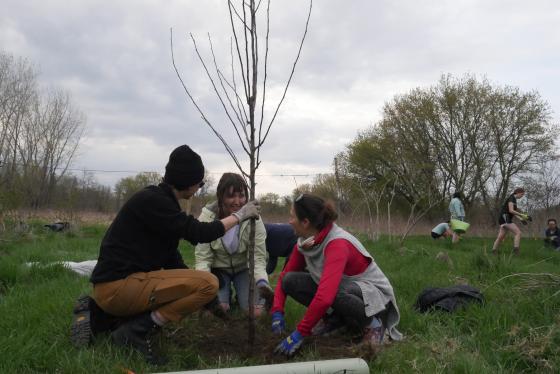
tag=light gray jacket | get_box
[298,224,403,341]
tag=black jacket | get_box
[414,285,484,313]
[90,183,225,283]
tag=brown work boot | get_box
[491,248,499,256]
[513,247,520,256]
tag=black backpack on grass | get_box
[414,284,484,313]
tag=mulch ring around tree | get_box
[165,312,383,365]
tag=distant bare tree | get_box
[0,53,36,190]
[20,88,86,208]
[521,156,560,213]
[171,0,312,344]
[0,52,86,210]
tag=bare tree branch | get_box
[229,37,250,125]
[256,0,270,165]
[259,0,312,148]
[255,0,264,12]
[242,1,252,105]
[228,1,250,102]
[229,0,251,32]
[170,28,248,178]
[207,34,251,146]
[190,33,251,156]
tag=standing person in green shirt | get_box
[449,192,466,243]
[449,192,465,221]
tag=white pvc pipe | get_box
[153,358,369,374]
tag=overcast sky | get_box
[2,0,559,196]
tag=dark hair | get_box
[513,187,525,194]
[548,218,557,224]
[453,192,462,199]
[293,193,338,230]
[216,173,248,218]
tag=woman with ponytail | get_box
[271,194,402,357]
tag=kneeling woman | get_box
[195,173,271,316]
[271,194,402,357]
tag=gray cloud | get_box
[1,0,558,196]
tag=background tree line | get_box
[2,51,558,233]
[321,75,558,233]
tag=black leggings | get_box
[281,271,375,331]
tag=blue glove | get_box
[271,311,285,335]
[274,330,304,357]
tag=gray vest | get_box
[297,224,403,341]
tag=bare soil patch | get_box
[166,313,379,364]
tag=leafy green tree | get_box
[114,172,162,208]
[343,74,555,219]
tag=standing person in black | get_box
[492,187,526,256]
[544,218,560,251]
[70,145,260,365]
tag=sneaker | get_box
[70,295,93,347]
[362,325,386,346]
[311,315,344,336]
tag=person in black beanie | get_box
[70,145,261,365]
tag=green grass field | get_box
[1,222,559,373]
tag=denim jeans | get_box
[215,269,265,310]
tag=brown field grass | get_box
[4,205,556,240]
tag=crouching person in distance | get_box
[71,145,260,365]
[544,218,560,251]
[271,193,402,357]
[195,172,273,316]
[431,222,453,240]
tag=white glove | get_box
[232,200,261,222]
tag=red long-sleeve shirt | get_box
[271,224,371,336]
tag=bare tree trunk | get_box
[399,198,444,247]
[357,182,374,240]
[172,0,312,346]
[387,177,398,242]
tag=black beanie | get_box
[163,145,205,190]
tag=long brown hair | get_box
[216,173,248,218]
[293,193,338,231]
